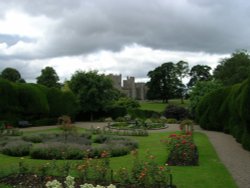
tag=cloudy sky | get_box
[0,0,249,83]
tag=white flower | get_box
[45,180,62,188]
[107,184,116,188]
[80,183,95,188]
[65,175,75,188]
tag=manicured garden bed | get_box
[0,127,237,188]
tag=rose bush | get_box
[163,133,198,166]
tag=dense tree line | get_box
[0,67,131,123]
[146,61,212,102]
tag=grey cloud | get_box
[1,0,250,58]
[41,0,250,57]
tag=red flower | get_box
[181,140,187,144]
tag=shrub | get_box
[105,106,127,119]
[163,133,198,166]
[115,116,126,122]
[128,108,160,119]
[109,145,130,157]
[93,134,110,143]
[164,105,190,120]
[165,118,178,124]
[80,132,92,140]
[22,134,43,143]
[43,134,92,145]
[2,141,32,156]
[30,142,87,160]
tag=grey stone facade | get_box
[108,74,147,100]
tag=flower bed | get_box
[0,133,138,159]
[0,151,176,188]
[163,133,199,166]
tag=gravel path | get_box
[21,122,250,188]
[198,130,250,188]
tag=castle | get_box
[108,74,148,100]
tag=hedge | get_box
[0,79,78,124]
[196,78,250,150]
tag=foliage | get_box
[69,71,118,120]
[165,118,178,124]
[1,141,32,157]
[189,80,223,116]
[0,77,78,122]
[128,108,160,120]
[58,115,77,143]
[17,83,50,117]
[129,151,172,187]
[32,118,58,126]
[213,50,250,86]
[0,131,237,188]
[22,134,43,143]
[47,88,78,118]
[0,67,23,82]
[147,62,186,102]
[179,119,194,134]
[113,97,140,109]
[0,79,19,119]
[89,127,149,137]
[46,176,116,188]
[104,106,127,120]
[1,130,138,160]
[164,105,190,120]
[187,65,212,88]
[36,66,60,88]
[163,133,198,166]
[77,150,173,187]
[30,142,86,160]
[196,78,250,150]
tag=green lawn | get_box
[0,129,237,188]
[139,99,190,112]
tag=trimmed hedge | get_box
[196,78,250,150]
[0,79,78,124]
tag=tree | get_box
[36,66,60,88]
[69,71,118,121]
[1,67,23,82]
[187,65,212,88]
[213,50,250,86]
[146,62,184,103]
[176,61,189,103]
[189,80,222,116]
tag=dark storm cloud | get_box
[0,0,248,82]
[1,0,249,58]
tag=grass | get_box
[0,129,237,188]
[139,99,190,112]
